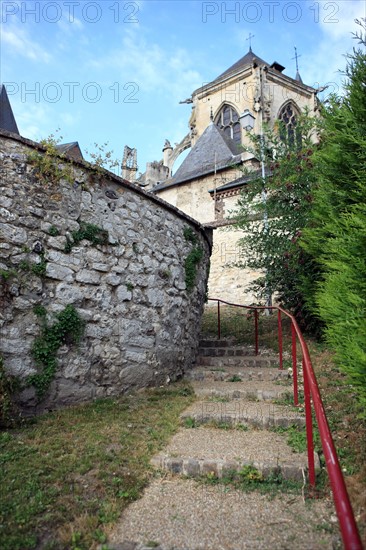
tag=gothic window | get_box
[278,102,301,148]
[215,104,241,145]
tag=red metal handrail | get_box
[207,298,363,550]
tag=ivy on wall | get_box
[183,227,204,292]
[29,305,85,400]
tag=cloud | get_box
[87,27,203,103]
[300,0,364,92]
[2,24,51,63]
[317,0,364,40]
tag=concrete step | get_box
[180,399,305,429]
[199,338,242,348]
[196,355,279,368]
[151,427,317,481]
[187,366,291,382]
[191,380,291,401]
[199,346,258,357]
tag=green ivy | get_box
[184,246,204,292]
[0,355,21,427]
[183,227,198,245]
[28,305,85,399]
[64,222,109,253]
[183,226,204,292]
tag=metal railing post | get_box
[277,309,283,369]
[254,309,259,355]
[303,357,316,487]
[217,300,221,340]
[291,323,299,406]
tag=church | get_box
[126,48,319,304]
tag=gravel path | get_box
[108,477,339,550]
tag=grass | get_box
[308,342,366,541]
[201,465,303,497]
[270,423,321,455]
[0,381,195,550]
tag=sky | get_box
[1,0,365,176]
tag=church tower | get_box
[145,49,318,303]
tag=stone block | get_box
[46,263,74,282]
[116,286,132,301]
[184,458,200,476]
[76,269,101,285]
[0,222,28,244]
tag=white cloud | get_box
[299,1,364,92]
[1,24,51,63]
[12,101,53,140]
[316,0,364,40]
[87,27,203,103]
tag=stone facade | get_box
[0,130,211,414]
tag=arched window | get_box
[278,102,301,148]
[215,104,241,145]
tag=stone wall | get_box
[0,130,211,414]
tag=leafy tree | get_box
[301,20,366,410]
[232,111,320,329]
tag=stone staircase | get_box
[151,338,312,482]
[107,339,338,550]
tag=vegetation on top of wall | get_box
[27,132,74,186]
[184,226,204,292]
[29,305,85,400]
[64,222,109,253]
[85,142,120,174]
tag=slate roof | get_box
[154,123,243,191]
[55,142,83,161]
[0,85,19,134]
[211,49,269,84]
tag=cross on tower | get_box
[292,46,301,73]
[246,33,255,51]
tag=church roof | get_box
[0,84,19,134]
[154,123,242,190]
[211,49,269,84]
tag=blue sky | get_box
[1,0,364,176]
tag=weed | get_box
[184,416,196,429]
[48,226,60,236]
[201,467,302,496]
[206,396,230,403]
[126,282,134,292]
[64,222,109,253]
[27,132,75,186]
[31,254,47,278]
[270,424,321,455]
[227,375,242,383]
[236,423,249,431]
